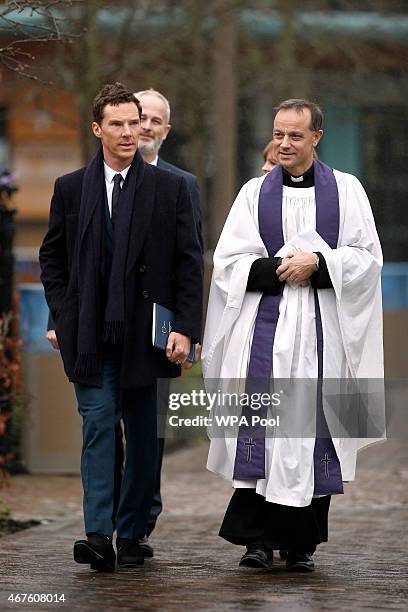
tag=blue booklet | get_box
[152,303,195,363]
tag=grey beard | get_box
[138,137,163,157]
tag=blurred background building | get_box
[0,0,407,472]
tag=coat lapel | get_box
[126,164,157,277]
[77,148,105,244]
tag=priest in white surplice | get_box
[202,99,384,572]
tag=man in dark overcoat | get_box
[134,88,203,555]
[39,82,203,571]
[135,88,203,251]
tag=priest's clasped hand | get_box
[166,331,191,364]
[277,250,318,286]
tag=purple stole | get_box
[233,160,344,497]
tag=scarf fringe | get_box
[102,320,125,344]
[74,353,101,377]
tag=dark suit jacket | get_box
[157,158,203,252]
[40,162,203,389]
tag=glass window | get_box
[362,108,408,261]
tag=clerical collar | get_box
[283,164,314,188]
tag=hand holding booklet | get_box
[152,303,195,363]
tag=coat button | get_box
[139,265,146,273]
[142,290,149,299]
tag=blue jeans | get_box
[74,350,158,539]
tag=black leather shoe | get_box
[138,535,154,558]
[239,542,274,569]
[73,533,115,572]
[117,538,144,567]
[285,551,315,572]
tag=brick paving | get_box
[1,438,407,611]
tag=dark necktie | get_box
[111,173,122,226]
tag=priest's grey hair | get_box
[274,99,323,132]
[134,89,171,123]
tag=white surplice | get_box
[202,170,385,507]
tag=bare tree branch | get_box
[0,0,82,78]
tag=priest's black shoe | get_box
[285,551,315,572]
[138,535,154,558]
[239,542,274,569]
[73,533,116,572]
[117,538,145,567]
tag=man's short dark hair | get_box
[93,82,142,125]
[274,99,324,131]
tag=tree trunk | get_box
[74,0,99,164]
[186,0,208,247]
[211,1,238,246]
[276,0,310,100]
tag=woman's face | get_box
[262,154,277,174]
[262,141,279,173]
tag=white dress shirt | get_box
[103,161,131,216]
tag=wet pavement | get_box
[1,439,407,611]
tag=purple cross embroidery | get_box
[321,452,332,479]
[245,438,256,463]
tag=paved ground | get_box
[0,438,407,611]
